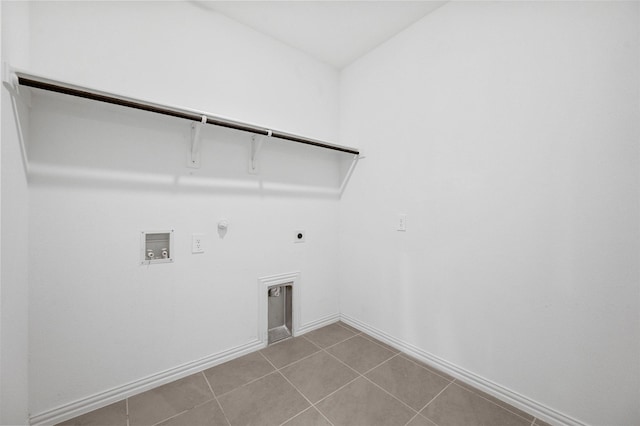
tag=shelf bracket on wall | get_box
[339,153,363,198]
[188,115,207,169]
[2,62,17,89]
[2,63,30,107]
[249,131,270,175]
[1,63,30,176]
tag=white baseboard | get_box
[339,314,588,426]
[29,339,263,426]
[34,311,571,426]
[30,313,341,426]
[296,312,340,335]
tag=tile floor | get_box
[58,322,553,426]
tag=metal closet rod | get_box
[14,71,360,156]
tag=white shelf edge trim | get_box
[5,65,360,156]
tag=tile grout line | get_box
[321,335,352,350]
[334,322,362,336]
[138,338,321,425]
[214,368,277,399]
[403,411,441,426]
[67,325,533,426]
[213,335,532,426]
[311,374,362,407]
[308,341,373,407]
[310,333,358,351]
[257,352,312,416]
[318,333,400,378]
[310,407,337,426]
[201,371,232,426]
[300,334,323,350]
[358,332,400,353]
[356,338,534,424]
[148,397,218,426]
[258,351,336,426]
[276,370,336,426]
[201,371,216,397]
[310,349,399,407]
[359,352,400,376]
[213,397,232,426]
[276,406,314,426]
[335,325,450,385]
[148,408,192,426]
[126,398,130,426]
[135,333,408,426]
[335,323,408,357]
[451,381,534,423]
[320,347,363,377]
[316,346,422,423]
[328,349,399,378]
[421,414,442,426]
[419,380,455,419]
[397,353,455,382]
[213,337,326,400]
[360,374,419,417]
[403,412,421,426]
[264,343,323,372]
[127,326,532,426]
[264,339,365,424]
[327,325,455,385]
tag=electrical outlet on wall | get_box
[398,214,407,231]
[294,230,306,243]
[192,233,205,253]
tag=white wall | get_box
[0,1,30,424]
[29,1,337,141]
[27,1,344,418]
[21,1,640,423]
[339,2,639,425]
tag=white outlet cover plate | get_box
[192,233,205,253]
[398,214,407,231]
[294,230,306,243]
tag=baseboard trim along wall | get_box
[339,314,588,426]
[31,312,582,426]
[29,312,342,426]
[296,312,340,335]
[29,339,264,426]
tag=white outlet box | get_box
[192,233,205,253]
[398,214,407,231]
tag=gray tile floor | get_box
[58,322,553,426]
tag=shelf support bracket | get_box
[2,62,17,90]
[188,115,207,169]
[339,153,363,198]
[249,130,271,174]
[2,62,30,176]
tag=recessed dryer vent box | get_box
[141,230,174,265]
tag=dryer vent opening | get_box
[268,284,292,344]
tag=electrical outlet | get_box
[294,230,306,243]
[398,214,407,231]
[192,233,205,253]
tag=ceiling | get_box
[192,1,447,69]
